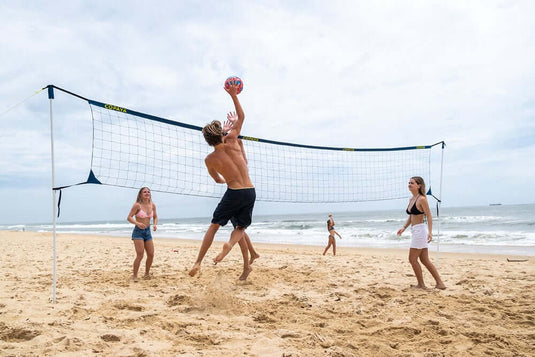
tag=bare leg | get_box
[144,240,154,279]
[323,239,332,255]
[189,223,220,277]
[214,227,245,263]
[420,249,446,289]
[244,232,259,264]
[333,239,337,256]
[237,238,252,280]
[323,237,334,255]
[409,248,426,288]
[132,240,145,282]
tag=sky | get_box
[1,0,534,225]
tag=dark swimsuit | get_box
[328,222,335,239]
[406,195,424,215]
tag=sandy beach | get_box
[0,231,533,356]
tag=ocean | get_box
[3,204,534,256]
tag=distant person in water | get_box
[127,187,157,282]
[189,83,258,281]
[323,214,342,255]
[397,177,446,290]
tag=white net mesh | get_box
[89,100,436,203]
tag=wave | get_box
[5,204,534,254]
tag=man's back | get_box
[205,137,253,189]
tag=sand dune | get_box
[0,231,533,356]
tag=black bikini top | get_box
[406,195,424,215]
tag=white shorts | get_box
[410,223,428,249]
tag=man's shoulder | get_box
[205,152,216,161]
[205,149,227,163]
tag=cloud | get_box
[1,0,534,223]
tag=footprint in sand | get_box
[0,322,40,341]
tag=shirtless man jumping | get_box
[189,83,258,280]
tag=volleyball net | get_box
[48,85,444,203]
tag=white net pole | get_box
[47,86,57,304]
[436,143,445,267]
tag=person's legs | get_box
[323,236,333,255]
[132,239,145,281]
[237,238,252,280]
[213,227,245,263]
[144,239,154,278]
[409,248,426,288]
[189,223,220,276]
[332,238,337,256]
[243,232,259,264]
[323,235,336,255]
[419,249,446,289]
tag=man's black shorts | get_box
[211,187,256,228]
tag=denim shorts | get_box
[132,226,152,242]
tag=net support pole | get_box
[47,85,57,304]
[436,142,445,267]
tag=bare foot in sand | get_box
[435,284,446,290]
[249,252,260,265]
[410,284,428,289]
[239,266,252,281]
[143,274,151,280]
[213,242,232,264]
[132,276,139,282]
[189,264,200,277]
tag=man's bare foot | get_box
[143,274,151,280]
[132,275,139,282]
[213,242,231,264]
[249,252,260,265]
[435,283,446,290]
[189,264,200,277]
[239,266,252,281]
[410,284,427,289]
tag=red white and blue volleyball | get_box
[224,76,244,94]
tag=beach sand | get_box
[1,231,533,356]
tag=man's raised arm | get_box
[225,84,245,137]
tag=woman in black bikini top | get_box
[406,195,424,215]
[397,177,446,290]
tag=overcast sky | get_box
[1,0,534,224]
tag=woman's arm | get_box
[127,203,143,228]
[420,197,433,241]
[397,216,411,236]
[152,203,158,231]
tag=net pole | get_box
[47,86,57,304]
[436,142,445,267]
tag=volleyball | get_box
[224,76,243,94]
